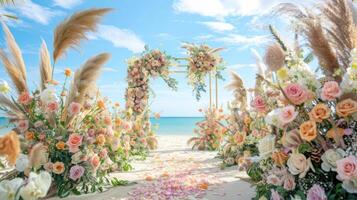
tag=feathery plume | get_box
[0,93,24,119]
[225,71,244,92]
[264,43,286,72]
[0,131,20,166]
[53,8,112,63]
[39,40,52,90]
[29,143,48,170]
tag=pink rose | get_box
[17,120,29,132]
[283,175,296,191]
[270,189,281,200]
[283,83,307,105]
[307,184,327,200]
[90,154,100,170]
[18,91,32,105]
[321,81,342,101]
[279,105,298,125]
[66,133,83,153]
[336,156,357,180]
[251,95,266,112]
[99,149,108,158]
[69,165,85,181]
[46,101,59,113]
[69,102,81,116]
[87,129,95,137]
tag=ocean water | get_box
[0,117,203,136]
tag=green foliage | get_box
[247,162,263,182]
[298,143,312,154]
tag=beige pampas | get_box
[0,93,24,119]
[29,143,48,170]
[53,8,112,63]
[225,71,244,92]
[0,23,27,93]
[226,71,247,111]
[66,53,110,107]
[264,43,285,72]
[39,40,52,90]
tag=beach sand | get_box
[52,135,254,200]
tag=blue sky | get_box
[0,0,313,116]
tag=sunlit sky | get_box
[0,0,316,116]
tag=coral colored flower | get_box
[283,175,296,191]
[251,95,266,112]
[17,120,29,132]
[69,165,85,181]
[18,91,32,105]
[24,131,35,141]
[66,133,82,153]
[97,100,105,110]
[96,134,106,146]
[68,102,81,116]
[55,141,66,150]
[0,131,21,166]
[89,154,100,170]
[307,184,327,200]
[283,83,307,105]
[64,68,72,77]
[233,132,246,145]
[321,81,342,101]
[299,120,317,142]
[309,103,331,122]
[279,105,298,125]
[272,151,288,167]
[46,101,59,113]
[336,98,357,117]
[52,161,65,174]
[336,156,357,181]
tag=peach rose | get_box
[309,103,331,122]
[251,95,266,112]
[56,141,66,150]
[336,99,357,117]
[283,83,307,105]
[66,133,82,153]
[299,120,317,142]
[96,134,106,146]
[233,132,246,145]
[321,81,342,101]
[46,101,59,113]
[279,105,298,125]
[52,161,65,174]
[18,91,32,105]
[25,131,35,141]
[68,102,81,116]
[90,154,100,170]
[272,151,288,167]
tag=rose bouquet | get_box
[241,1,357,199]
[188,107,228,151]
[0,8,132,199]
[182,43,224,100]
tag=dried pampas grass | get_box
[29,143,48,170]
[66,53,110,108]
[0,131,20,166]
[0,93,24,119]
[264,43,285,72]
[39,40,52,90]
[225,71,244,92]
[53,8,112,63]
[0,50,27,93]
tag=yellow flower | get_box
[64,68,72,77]
[352,62,357,69]
[277,67,289,80]
[0,80,10,93]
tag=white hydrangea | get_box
[265,109,281,127]
[288,63,321,92]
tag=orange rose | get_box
[309,103,331,122]
[97,100,105,110]
[64,68,72,77]
[233,132,246,145]
[326,127,345,144]
[56,141,66,150]
[299,120,317,142]
[52,161,65,174]
[96,134,106,146]
[0,131,20,166]
[336,99,357,117]
[272,151,288,167]
[115,118,122,126]
[25,131,35,141]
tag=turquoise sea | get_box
[0,117,203,136]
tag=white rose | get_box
[342,175,357,194]
[0,80,10,94]
[40,87,58,104]
[321,148,346,172]
[287,153,315,178]
[0,178,23,200]
[265,109,281,127]
[20,171,52,200]
[15,154,29,172]
[258,135,276,158]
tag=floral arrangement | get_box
[125,48,178,154]
[188,107,228,151]
[230,1,357,199]
[0,8,132,199]
[182,43,224,100]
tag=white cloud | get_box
[201,21,234,32]
[53,0,83,9]
[216,33,269,47]
[14,0,59,25]
[173,0,315,17]
[91,25,146,53]
[103,67,119,72]
[226,63,256,69]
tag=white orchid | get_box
[0,178,23,200]
[19,171,51,200]
[15,154,30,172]
[0,80,10,94]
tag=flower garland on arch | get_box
[182,43,224,100]
[125,48,178,154]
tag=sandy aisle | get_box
[52,135,254,200]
